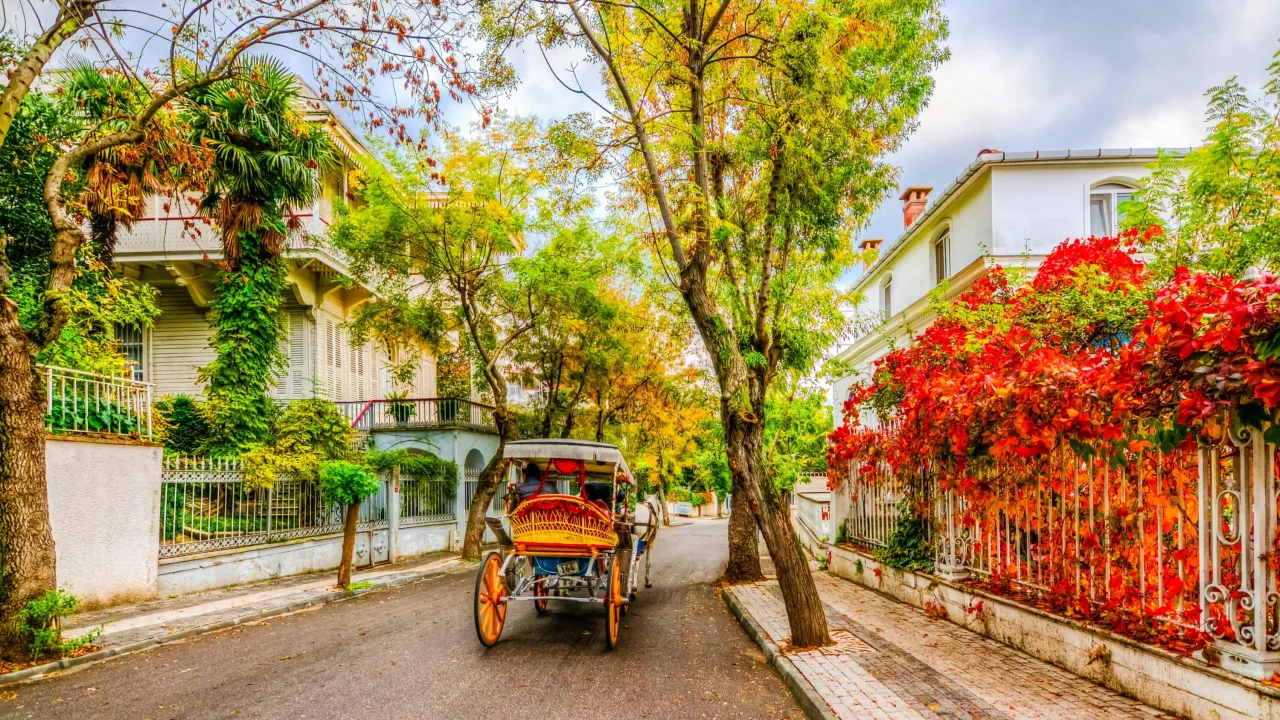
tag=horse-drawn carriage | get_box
[473,439,658,649]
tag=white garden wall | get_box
[158,523,454,596]
[46,436,163,607]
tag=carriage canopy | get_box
[503,439,632,480]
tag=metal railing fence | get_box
[160,456,390,558]
[42,364,153,438]
[335,398,495,432]
[400,475,456,526]
[835,413,1280,677]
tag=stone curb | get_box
[0,562,467,688]
[721,586,839,720]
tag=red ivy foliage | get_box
[829,229,1280,654]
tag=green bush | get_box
[154,395,210,453]
[319,460,381,506]
[46,393,138,435]
[275,398,352,459]
[667,486,691,503]
[873,496,934,572]
[366,448,457,488]
[689,492,708,507]
[20,589,102,658]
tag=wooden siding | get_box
[151,288,215,397]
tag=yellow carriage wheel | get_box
[474,552,508,647]
[605,557,623,650]
[533,575,550,615]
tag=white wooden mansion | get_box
[829,147,1188,419]
[111,90,437,404]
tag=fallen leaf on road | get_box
[280,656,291,661]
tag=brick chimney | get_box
[899,186,932,228]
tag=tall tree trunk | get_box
[724,413,828,646]
[0,311,56,661]
[722,473,764,583]
[461,412,515,560]
[656,482,670,527]
[337,501,361,589]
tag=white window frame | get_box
[880,274,893,320]
[1087,181,1138,237]
[933,228,951,286]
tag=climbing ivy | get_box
[200,252,288,455]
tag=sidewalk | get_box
[726,571,1176,720]
[2,552,465,685]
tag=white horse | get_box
[631,496,661,588]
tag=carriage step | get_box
[485,517,514,547]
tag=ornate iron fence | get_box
[400,475,455,526]
[160,456,390,558]
[42,364,153,438]
[839,413,1280,679]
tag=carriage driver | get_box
[515,462,547,501]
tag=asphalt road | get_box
[1,520,803,720]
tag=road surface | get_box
[1,520,802,719]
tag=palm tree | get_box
[185,57,335,269]
[184,58,336,453]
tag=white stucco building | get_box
[830,148,1188,421]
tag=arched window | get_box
[1089,181,1138,237]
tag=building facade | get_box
[830,148,1187,422]
[111,88,437,403]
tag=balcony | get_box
[334,398,497,434]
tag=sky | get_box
[480,0,1280,283]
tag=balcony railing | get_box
[42,364,153,439]
[335,397,496,433]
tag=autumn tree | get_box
[0,0,476,660]
[484,0,947,645]
[332,116,598,559]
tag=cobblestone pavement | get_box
[730,572,1178,720]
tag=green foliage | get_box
[319,460,381,506]
[46,392,138,435]
[275,398,352,459]
[366,448,457,486]
[200,259,287,454]
[1123,46,1280,278]
[383,391,417,424]
[835,521,849,545]
[688,491,708,508]
[764,379,832,492]
[154,395,210,454]
[873,497,934,573]
[19,589,101,659]
[239,398,353,490]
[667,485,691,503]
[187,57,335,454]
[0,90,160,374]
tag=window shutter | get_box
[272,315,290,395]
[326,319,336,398]
[289,312,306,398]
